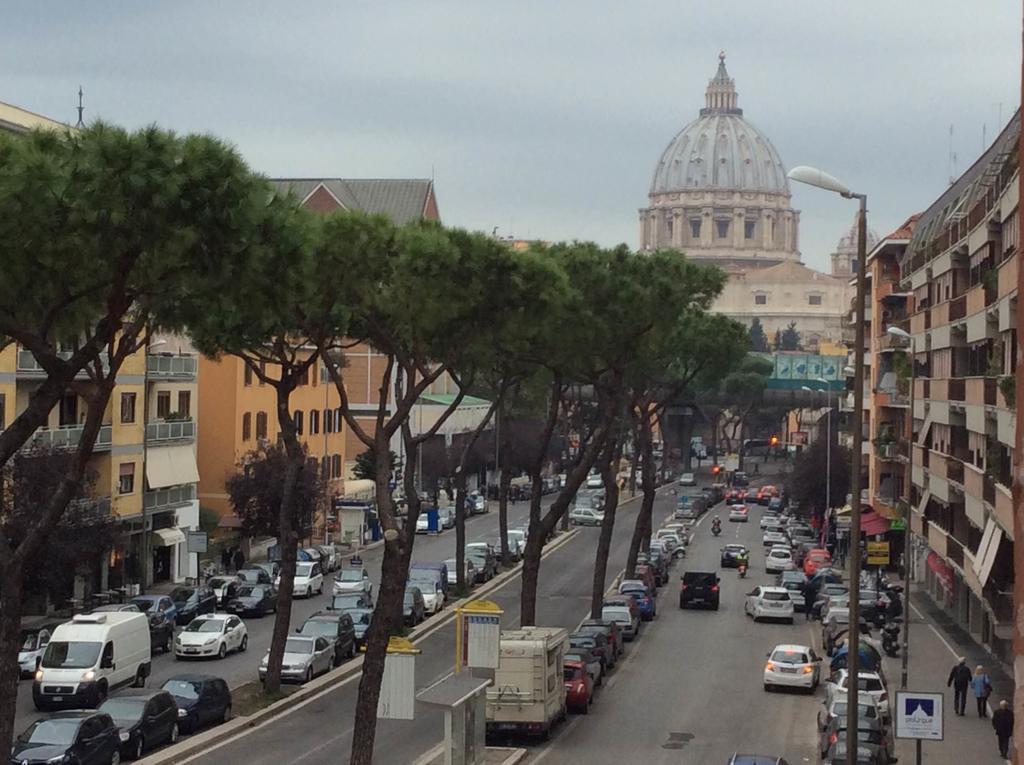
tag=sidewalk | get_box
[887,590,1014,763]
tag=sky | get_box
[1,1,1020,272]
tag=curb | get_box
[143,528,580,764]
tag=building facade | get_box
[896,111,1019,663]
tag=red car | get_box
[803,549,832,577]
[564,660,594,713]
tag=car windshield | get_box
[601,608,628,622]
[843,676,884,692]
[169,587,195,602]
[770,551,790,558]
[333,595,363,607]
[725,546,745,553]
[347,608,372,625]
[20,632,42,650]
[19,718,81,745]
[410,579,436,593]
[338,570,364,582]
[300,621,336,639]
[762,592,790,601]
[42,641,101,669]
[162,679,201,700]
[771,649,809,663]
[237,586,263,598]
[285,638,314,654]
[564,666,582,680]
[208,577,232,588]
[99,697,146,720]
[296,563,315,577]
[184,618,224,633]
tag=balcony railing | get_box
[947,538,965,568]
[17,349,109,378]
[948,378,965,402]
[876,441,908,460]
[947,459,965,485]
[144,484,197,511]
[949,295,967,321]
[146,355,197,379]
[23,424,112,451]
[145,419,196,443]
[984,473,996,505]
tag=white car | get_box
[586,474,604,489]
[678,473,696,486]
[569,507,604,526]
[505,530,526,560]
[439,506,456,529]
[763,643,822,692]
[259,636,334,683]
[409,576,445,614]
[744,586,795,623]
[765,547,795,573]
[175,614,247,659]
[277,561,324,598]
[333,567,372,598]
[728,505,749,522]
[760,512,780,529]
[762,530,788,547]
[826,669,891,720]
[207,575,242,606]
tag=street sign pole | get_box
[915,739,922,765]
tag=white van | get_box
[32,612,152,710]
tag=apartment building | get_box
[899,110,1019,663]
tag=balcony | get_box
[947,537,965,569]
[948,378,965,402]
[145,419,196,444]
[947,459,964,485]
[876,441,908,461]
[23,424,112,452]
[147,355,197,379]
[16,349,109,379]
[144,484,197,512]
[984,473,996,505]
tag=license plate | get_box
[52,696,63,702]
[780,667,797,673]
[769,602,783,608]
[185,648,199,654]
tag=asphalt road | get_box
[526,496,823,764]
[177,486,677,765]
[12,496,550,736]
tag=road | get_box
[12,496,551,736]
[180,486,677,765]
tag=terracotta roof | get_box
[883,213,922,241]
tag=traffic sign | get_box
[867,541,890,565]
[895,691,943,740]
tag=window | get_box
[242,412,252,441]
[331,454,342,478]
[258,361,267,386]
[666,217,674,241]
[808,294,823,306]
[244,364,253,386]
[177,391,191,418]
[689,219,701,238]
[744,220,756,239]
[156,391,171,420]
[716,220,729,239]
[334,408,342,432]
[321,456,330,478]
[293,410,304,435]
[255,412,268,440]
[754,294,768,305]
[120,392,136,423]
[850,258,859,273]
[118,462,135,495]
[297,366,309,386]
[310,410,320,435]
[324,408,334,434]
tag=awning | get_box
[861,511,891,537]
[978,526,1004,588]
[146,445,200,489]
[152,527,186,547]
[927,551,955,591]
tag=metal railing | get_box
[24,424,112,451]
[146,355,197,378]
[17,349,109,377]
[144,484,197,511]
[145,419,196,443]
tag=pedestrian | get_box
[947,656,972,715]
[803,586,815,621]
[220,546,232,573]
[971,664,993,718]
[992,699,1014,759]
[232,547,245,573]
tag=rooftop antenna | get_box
[75,86,84,128]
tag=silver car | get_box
[259,636,334,683]
[570,507,604,526]
[333,567,373,598]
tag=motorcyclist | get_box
[736,548,749,575]
[711,516,721,530]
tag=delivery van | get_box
[33,612,152,710]
[486,627,568,738]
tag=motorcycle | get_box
[711,525,721,537]
[881,622,901,657]
[737,561,748,578]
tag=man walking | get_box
[803,586,815,621]
[947,657,972,716]
[991,699,1013,759]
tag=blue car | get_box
[620,585,656,621]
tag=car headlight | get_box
[177,708,187,718]
[46,756,69,764]
[35,669,44,681]
[119,731,130,742]
[204,638,218,646]
[81,670,96,681]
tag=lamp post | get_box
[887,324,915,690]
[789,165,868,765]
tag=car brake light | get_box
[710,584,719,592]
[681,583,689,590]
[802,665,814,674]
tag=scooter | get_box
[738,562,748,578]
[881,622,901,657]
[711,525,721,537]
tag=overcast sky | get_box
[2,2,1019,271]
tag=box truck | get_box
[486,627,568,738]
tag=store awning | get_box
[861,511,890,537]
[927,551,955,591]
[146,445,200,489]
[152,528,186,547]
[978,525,1004,588]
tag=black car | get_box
[328,592,372,612]
[679,571,720,610]
[12,710,120,765]
[731,471,749,487]
[403,586,426,626]
[160,674,232,733]
[99,689,179,760]
[569,632,613,669]
[169,586,217,625]
[297,612,357,665]
[225,584,278,618]
[130,595,177,654]
[720,544,749,568]
[346,607,372,647]
[236,567,273,585]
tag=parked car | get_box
[563,659,594,713]
[679,571,720,610]
[298,612,357,665]
[569,631,613,670]
[504,530,526,560]
[251,561,280,581]
[619,581,656,621]
[762,529,789,547]
[600,603,639,642]
[585,473,603,489]
[564,646,602,687]
[819,716,892,763]
[576,619,623,659]
[277,561,324,598]
[236,567,273,586]
[170,585,217,625]
[678,472,697,486]
[90,603,141,615]
[804,549,833,576]
[816,697,882,732]
[316,546,339,572]
[99,689,180,760]
[409,574,445,614]
[763,643,821,693]
[260,636,334,683]
[825,669,891,721]
[207,576,242,607]
[744,586,794,623]
[765,547,795,574]
[225,584,278,618]
[160,674,232,733]
[12,710,120,765]
[127,596,177,654]
[465,548,497,582]
[329,592,373,611]
[346,607,372,648]
[569,507,604,526]
[403,586,426,626]
[174,614,248,660]
[18,622,64,679]
[333,567,373,598]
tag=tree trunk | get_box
[590,435,622,618]
[454,481,468,594]
[626,411,656,579]
[498,464,512,568]
[0,573,23,757]
[679,408,694,472]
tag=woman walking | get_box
[971,664,992,718]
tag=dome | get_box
[650,55,789,195]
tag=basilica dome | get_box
[650,55,789,195]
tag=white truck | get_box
[486,626,568,739]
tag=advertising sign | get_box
[895,691,944,740]
[867,541,890,566]
[186,531,208,554]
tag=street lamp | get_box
[887,324,915,690]
[790,164,868,765]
